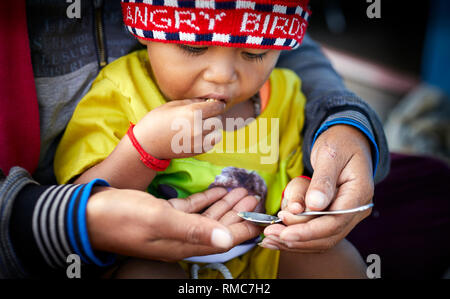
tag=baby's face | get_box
[142,40,280,111]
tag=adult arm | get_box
[86,186,261,262]
[264,35,391,252]
[1,167,259,278]
[276,34,390,183]
[1,167,117,278]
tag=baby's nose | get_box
[202,61,238,85]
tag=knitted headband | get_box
[121,0,311,50]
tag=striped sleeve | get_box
[31,184,80,269]
[9,178,115,277]
[65,179,115,267]
[0,167,36,278]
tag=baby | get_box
[55,0,366,278]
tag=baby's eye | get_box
[178,44,208,55]
[242,51,268,62]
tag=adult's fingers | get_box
[266,174,372,245]
[257,234,318,253]
[278,214,354,242]
[201,188,248,220]
[282,176,310,214]
[277,194,372,243]
[169,217,262,258]
[219,195,260,226]
[263,223,287,236]
[227,221,263,245]
[168,187,227,213]
[258,234,335,253]
[159,208,234,249]
[165,187,259,250]
[261,217,362,253]
[262,213,368,253]
[277,210,314,226]
[157,220,262,259]
[258,235,317,252]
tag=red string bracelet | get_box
[126,122,171,172]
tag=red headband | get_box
[122,0,311,50]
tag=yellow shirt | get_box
[54,49,306,278]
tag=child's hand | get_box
[133,99,226,160]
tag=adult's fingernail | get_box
[308,190,327,209]
[258,242,279,251]
[289,202,303,213]
[265,234,282,243]
[285,242,296,248]
[211,228,233,249]
[277,210,288,221]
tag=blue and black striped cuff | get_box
[28,179,115,271]
[312,112,380,177]
[9,177,116,277]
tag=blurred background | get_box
[307,0,450,164]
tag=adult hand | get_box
[261,125,374,252]
[86,186,261,261]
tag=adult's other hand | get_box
[262,125,374,252]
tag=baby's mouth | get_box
[204,98,227,105]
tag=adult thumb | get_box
[166,209,234,249]
[306,147,340,210]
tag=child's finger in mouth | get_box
[192,99,227,118]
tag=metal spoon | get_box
[237,203,374,226]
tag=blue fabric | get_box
[66,185,88,264]
[77,178,115,267]
[422,0,450,95]
[67,179,115,267]
[312,119,380,177]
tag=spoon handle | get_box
[296,203,374,216]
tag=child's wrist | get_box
[127,122,171,171]
[132,122,164,159]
